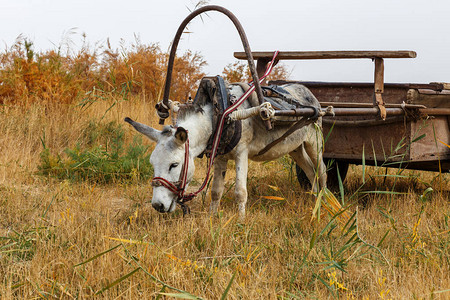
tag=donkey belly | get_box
[247,126,312,162]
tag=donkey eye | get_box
[169,163,179,171]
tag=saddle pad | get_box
[193,76,242,157]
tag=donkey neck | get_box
[176,103,213,157]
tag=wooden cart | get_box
[234,51,450,186]
[157,5,449,188]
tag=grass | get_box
[0,95,449,299]
[0,34,448,298]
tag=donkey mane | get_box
[177,103,205,121]
[161,126,173,136]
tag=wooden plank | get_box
[269,81,444,91]
[407,89,450,108]
[374,58,384,93]
[410,117,450,161]
[234,50,417,60]
[418,89,450,95]
[430,82,450,90]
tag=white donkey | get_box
[125,82,327,217]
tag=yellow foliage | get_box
[0,36,206,105]
[222,60,290,83]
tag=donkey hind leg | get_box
[303,137,327,190]
[210,157,228,214]
[290,143,326,192]
[290,145,319,192]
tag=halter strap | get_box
[151,136,190,202]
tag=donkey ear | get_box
[124,117,161,142]
[174,127,188,144]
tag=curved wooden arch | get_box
[157,5,270,129]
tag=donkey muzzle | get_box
[152,202,166,213]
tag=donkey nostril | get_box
[152,202,165,213]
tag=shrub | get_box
[0,36,100,104]
[100,39,206,102]
[0,35,206,105]
[38,121,153,183]
[222,60,291,83]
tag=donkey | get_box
[125,82,327,217]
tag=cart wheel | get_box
[295,159,349,191]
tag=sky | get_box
[1,0,449,83]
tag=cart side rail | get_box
[233,50,417,60]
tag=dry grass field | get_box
[1,97,449,299]
[1,38,450,299]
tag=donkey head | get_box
[124,117,196,213]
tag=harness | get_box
[151,51,280,214]
[194,76,242,158]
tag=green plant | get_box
[0,227,51,262]
[38,121,153,183]
[287,119,438,298]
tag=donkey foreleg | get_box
[210,157,228,214]
[234,148,249,219]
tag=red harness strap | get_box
[152,51,279,211]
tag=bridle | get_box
[152,51,279,214]
[151,137,193,214]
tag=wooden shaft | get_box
[319,102,426,109]
[274,107,404,117]
[274,107,450,117]
[160,5,270,128]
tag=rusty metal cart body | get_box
[234,51,450,184]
